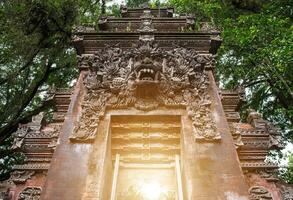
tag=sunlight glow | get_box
[140,181,165,200]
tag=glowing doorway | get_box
[110,116,183,200]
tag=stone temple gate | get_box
[1,6,292,200]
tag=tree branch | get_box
[0,60,53,141]
[0,93,55,143]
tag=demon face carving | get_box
[71,41,220,143]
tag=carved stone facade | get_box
[221,91,291,199]
[1,5,292,200]
[70,41,220,143]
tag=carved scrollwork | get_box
[10,170,35,184]
[280,186,293,200]
[249,186,273,200]
[18,187,42,200]
[257,169,278,182]
[70,41,221,143]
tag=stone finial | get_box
[200,22,219,33]
[29,112,44,132]
[120,5,127,14]
[247,109,266,129]
[11,125,29,150]
[138,9,156,41]
[246,109,283,149]
[267,122,284,149]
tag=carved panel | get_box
[18,187,42,200]
[249,186,272,200]
[10,171,35,184]
[243,170,278,182]
[70,41,220,143]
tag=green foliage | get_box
[108,3,121,17]
[219,12,292,132]
[169,0,293,135]
[0,0,78,141]
[77,0,102,24]
[0,0,102,180]
[280,153,293,183]
[126,0,150,8]
[0,137,25,181]
[0,0,292,183]
[168,0,293,181]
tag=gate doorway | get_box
[110,115,183,200]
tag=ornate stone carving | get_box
[12,112,44,150]
[77,54,96,70]
[246,109,283,150]
[249,186,272,200]
[13,163,50,171]
[10,171,35,184]
[243,169,278,182]
[0,189,12,200]
[47,125,61,150]
[138,9,156,41]
[70,41,220,143]
[29,113,43,132]
[18,187,42,200]
[186,15,195,27]
[73,25,95,33]
[266,122,283,149]
[257,169,278,182]
[71,35,83,43]
[11,125,29,150]
[200,22,219,33]
[231,124,244,149]
[280,186,293,200]
[247,109,267,129]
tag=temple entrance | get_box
[110,115,183,200]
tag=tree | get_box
[168,0,292,136]
[126,0,150,8]
[168,0,292,181]
[0,0,102,180]
[0,0,107,141]
[0,0,79,142]
[280,153,293,184]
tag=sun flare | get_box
[140,181,165,200]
